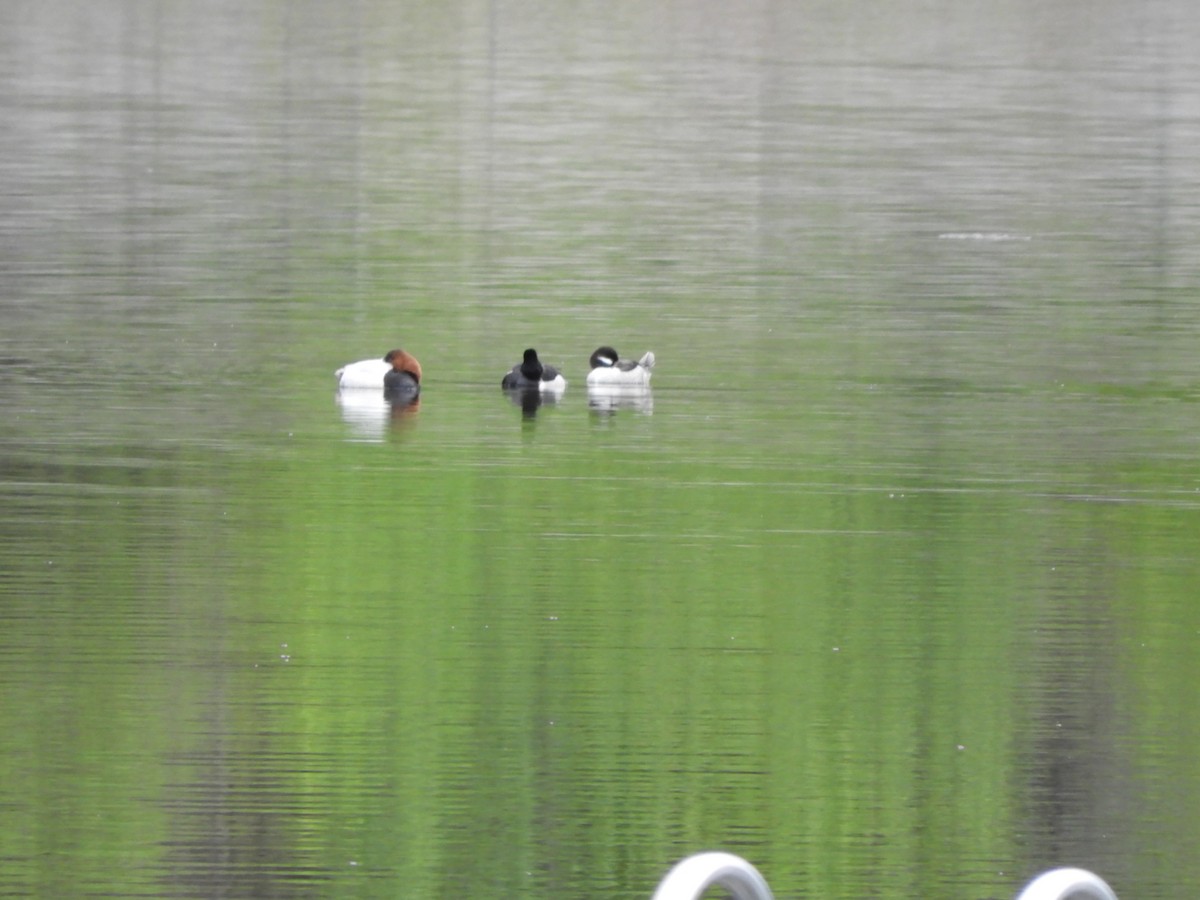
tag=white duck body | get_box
[586,347,655,387]
[335,357,391,389]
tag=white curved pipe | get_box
[651,852,774,900]
[650,854,1118,900]
[1015,867,1119,900]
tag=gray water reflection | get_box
[587,386,655,417]
[3,1,1200,898]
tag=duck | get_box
[501,348,567,391]
[336,349,422,397]
[384,363,420,403]
[585,346,655,386]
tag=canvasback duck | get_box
[585,346,655,386]
[501,348,567,391]
[336,349,422,397]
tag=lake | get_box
[2,1,1199,898]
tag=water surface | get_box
[3,2,1200,898]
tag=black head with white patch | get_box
[589,346,619,369]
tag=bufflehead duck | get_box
[336,349,422,393]
[585,346,655,386]
[501,348,567,391]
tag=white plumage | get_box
[586,347,655,387]
[335,357,391,389]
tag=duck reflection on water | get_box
[587,383,653,415]
[335,389,420,440]
[503,383,565,419]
